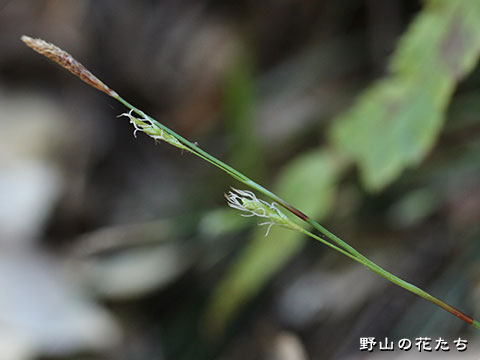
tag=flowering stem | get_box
[21,35,479,330]
[115,95,477,329]
[302,226,477,327]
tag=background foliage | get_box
[1,0,480,359]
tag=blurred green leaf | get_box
[204,149,343,333]
[329,0,480,191]
[275,149,342,217]
[224,54,265,180]
[387,188,440,228]
[198,208,251,238]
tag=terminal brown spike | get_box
[21,35,117,97]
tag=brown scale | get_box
[21,35,117,97]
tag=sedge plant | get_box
[21,35,480,330]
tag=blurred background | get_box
[1,0,480,359]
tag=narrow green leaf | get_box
[224,54,265,180]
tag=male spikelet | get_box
[21,35,117,97]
